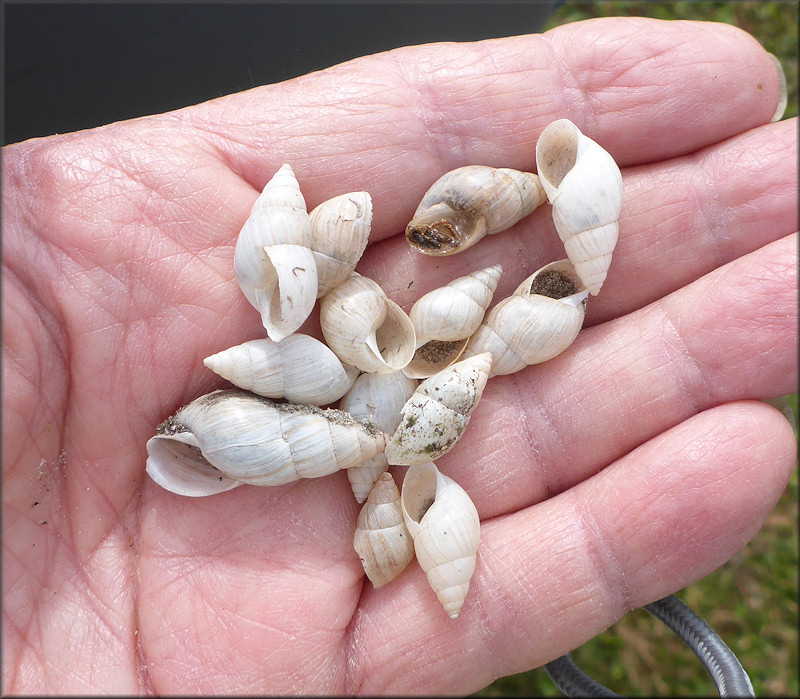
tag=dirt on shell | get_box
[529,270,578,299]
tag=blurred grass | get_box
[475,2,798,696]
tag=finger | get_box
[421,233,797,519]
[185,17,783,238]
[361,118,798,324]
[347,400,796,694]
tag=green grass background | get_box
[475,3,798,696]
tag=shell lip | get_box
[145,432,242,497]
[535,119,580,198]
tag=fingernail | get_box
[767,53,787,123]
[762,396,797,432]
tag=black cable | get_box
[544,593,755,697]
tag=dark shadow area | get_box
[4,2,560,145]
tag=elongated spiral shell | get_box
[320,272,416,374]
[404,264,503,379]
[203,334,359,406]
[464,259,588,377]
[405,165,546,256]
[145,389,388,496]
[385,353,492,466]
[234,164,319,341]
[339,371,418,502]
[309,192,373,297]
[535,119,623,295]
[353,472,415,588]
[401,461,480,619]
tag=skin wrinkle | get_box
[469,529,533,682]
[341,581,369,693]
[539,32,587,132]
[389,52,473,177]
[2,276,67,470]
[569,491,633,621]
[505,376,562,500]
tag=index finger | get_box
[182,16,783,239]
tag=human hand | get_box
[3,16,796,695]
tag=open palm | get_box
[3,17,797,695]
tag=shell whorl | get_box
[145,389,388,493]
[309,192,373,297]
[405,166,546,256]
[339,371,418,502]
[320,272,416,374]
[233,164,318,341]
[400,461,480,619]
[535,120,623,295]
[353,472,415,588]
[404,265,502,379]
[464,259,588,376]
[385,353,492,466]
[203,335,359,406]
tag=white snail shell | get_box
[385,353,492,466]
[535,119,623,295]
[234,164,319,342]
[401,461,480,619]
[320,272,416,374]
[203,334,359,406]
[339,371,418,502]
[405,165,547,256]
[309,192,373,297]
[464,259,588,377]
[404,265,503,380]
[353,471,415,588]
[145,389,388,495]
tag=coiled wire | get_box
[544,594,755,697]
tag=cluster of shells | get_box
[146,118,623,619]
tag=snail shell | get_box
[405,165,546,256]
[234,164,319,342]
[339,371,418,502]
[309,192,373,297]
[464,259,588,377]
[535,119,623,295]
[145,388,388,495]
[385,353,492,466]
[404,264,503,379]
[320,272,416,374]
[401,461,480,619]
[203,334,359,406]
[353,471,415,588]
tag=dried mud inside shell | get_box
[529,270,578,299]
[416,339,463,364]
[407,222,459,251]
[414,495,436,522]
